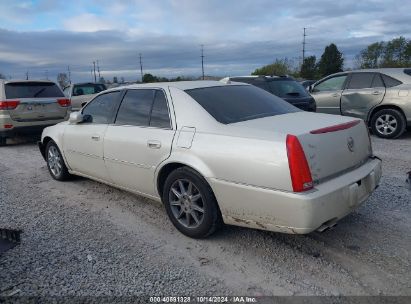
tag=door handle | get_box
[91,135,100,141]
[147,140,161,149]
[332,93,339,97]
[371,91,382,95]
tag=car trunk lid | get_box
[229,112,372,186]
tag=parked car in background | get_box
[300,79,317,91]
[222,76,316,112]
[0,80,70,146]
[310,68,411,138]
[39,81,381,238]
[63,82,106,111]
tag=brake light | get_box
[57,98,71,107]
[4,124,13,129]
[286,134,313,192]
[0,100,20,110]
[310,120,360,134]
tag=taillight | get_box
[57,98,71,107]
[286,134,313,192]
[0,100,20,110]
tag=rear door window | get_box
[371,73,384,87]
[82,91,121,124]
[115,89,155,126]
[149,91,171,129]
[5,82,64,98]
[347,73,374,89]
[185,85,298,124]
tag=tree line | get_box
[253,36,410,80]
[252,43,344,80]
[355,36,411,69]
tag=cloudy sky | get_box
[0,0,410,82]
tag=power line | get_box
[201,44,205,80]
[139,53,143,82]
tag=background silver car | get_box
[0,80,70,145]
[310,68,411,138]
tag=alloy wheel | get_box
[375,114,397,136]
[48,145,62,177]
[169,179,205,229]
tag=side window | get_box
[150,91,171,129]
[82,91,120,124]
[371,73,384,87]
[347,73,374,89]
[115,89,155,126]
[314,75,347,92]
[381,74,402,87]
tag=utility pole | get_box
[25,70,29,80]
[67,66,71,84]
[139,53,143,82]
[93,61,97,83]
[97,60,101,80]
[201,44,205,80]
[302,27,307,64]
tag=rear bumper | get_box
[209,157,382,234]
[0,113,67,138]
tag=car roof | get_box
[73,82,105,86]
[103,80,248,93]
[322,68,411,83]
[0,79,57,85]
[225,75,292,80]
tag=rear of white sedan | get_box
[182,84,381,235]
[39,81,381,238]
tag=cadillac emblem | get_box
[347,137,354,152]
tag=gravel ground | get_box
[0,132,410,297]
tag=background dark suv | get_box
[223,76,316,112]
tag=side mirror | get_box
[309,85,314,93]
[69,112,85,124]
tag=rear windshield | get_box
[268,80,310,98]
[5,82,64,99]
[185,85,299,124]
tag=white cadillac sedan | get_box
[39,81,382,238]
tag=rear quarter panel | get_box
[371,85,411,124]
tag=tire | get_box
[0,137,6,146]
[162,167,222,238]
[371,108,406,139]
[45,140,71,181]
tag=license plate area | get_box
[348,171,376,207]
